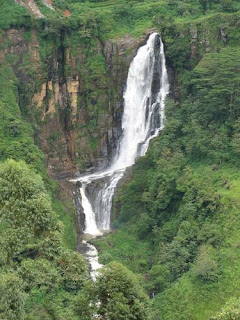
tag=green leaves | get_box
[192,48,240,126]
[0,65,45,174]
[0,272,27,320]
[57,249,88,291]
[0,160,58,263]
[192,245,219,282]
[19,258,61,291]
[94,262,151,320]
[0,160,89,319]
[210,297,240,319]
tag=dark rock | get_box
[190,28,198,58]
[151,34,162,103]
[205,40,210,53]
[190,28,198,40]
[73,170,81,177]
[221,179,228,186]
[220,27,227,44]
[73,188,86,240]
[91,97,97,105]
[76,181,82,188]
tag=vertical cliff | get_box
[0,22,150,176]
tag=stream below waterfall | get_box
[72,32,169,278]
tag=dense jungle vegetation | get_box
[1,0,240,319]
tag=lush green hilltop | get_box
[3,0,240,38]
[1,0,240,319]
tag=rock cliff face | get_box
[1,25,149,177]
[15,0,44,18]
[2,10,231,178]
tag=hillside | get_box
[1,0,240,319]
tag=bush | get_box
[192,245,219,282]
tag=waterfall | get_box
[73,33,169,275]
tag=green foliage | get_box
[52,199,77,250]
[146,264,171,294]
[0,59,76,249]
[73,262,152,320]
[2,1,240,320]
[19,258,60,291]
[0,272,26,320]
[0,0,32,30]
[210,298,240,319]
[158,220,199,280]
[57,249,89,291]
[94,262,152,320]
[0,160,89,319]
[0,64,46,175]
[192,245,219,282]
[93,6,240,320]
[2,0,240,41]
[93,227,152,273]
[74,288,95,320]
[191,48,240,126]
[0,159,59,263]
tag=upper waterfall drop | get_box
[111,33,169,171]
[76,33,169,237]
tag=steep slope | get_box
[1,0,162,176]
[2,0,240,319]
[93,6,240,320]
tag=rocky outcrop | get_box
[42,0,54,11]
[15,0,55,17]
[73,187,86,236]
[1,26,153,177]
[190,28,198,58]
[15,0,44,18]
[151,34,162,103]
[220,27,227,44]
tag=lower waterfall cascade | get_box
[74,32,169,277]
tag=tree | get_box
[57,249,88,292]
[192,245,219,282]
[159,220,199,280]
[146,264,171,295]
[18,258,60,291]
[199,0,208,13]
[0,159,60,264]
[221,0,233,12]
[210,298,240,319]
[0,160,90,319]
[94,262,151,320]
[191,48,240,126]
[0,272,26,320]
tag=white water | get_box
[79,186,101,235]
[82,240,103,281]
[73,33,169,275]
